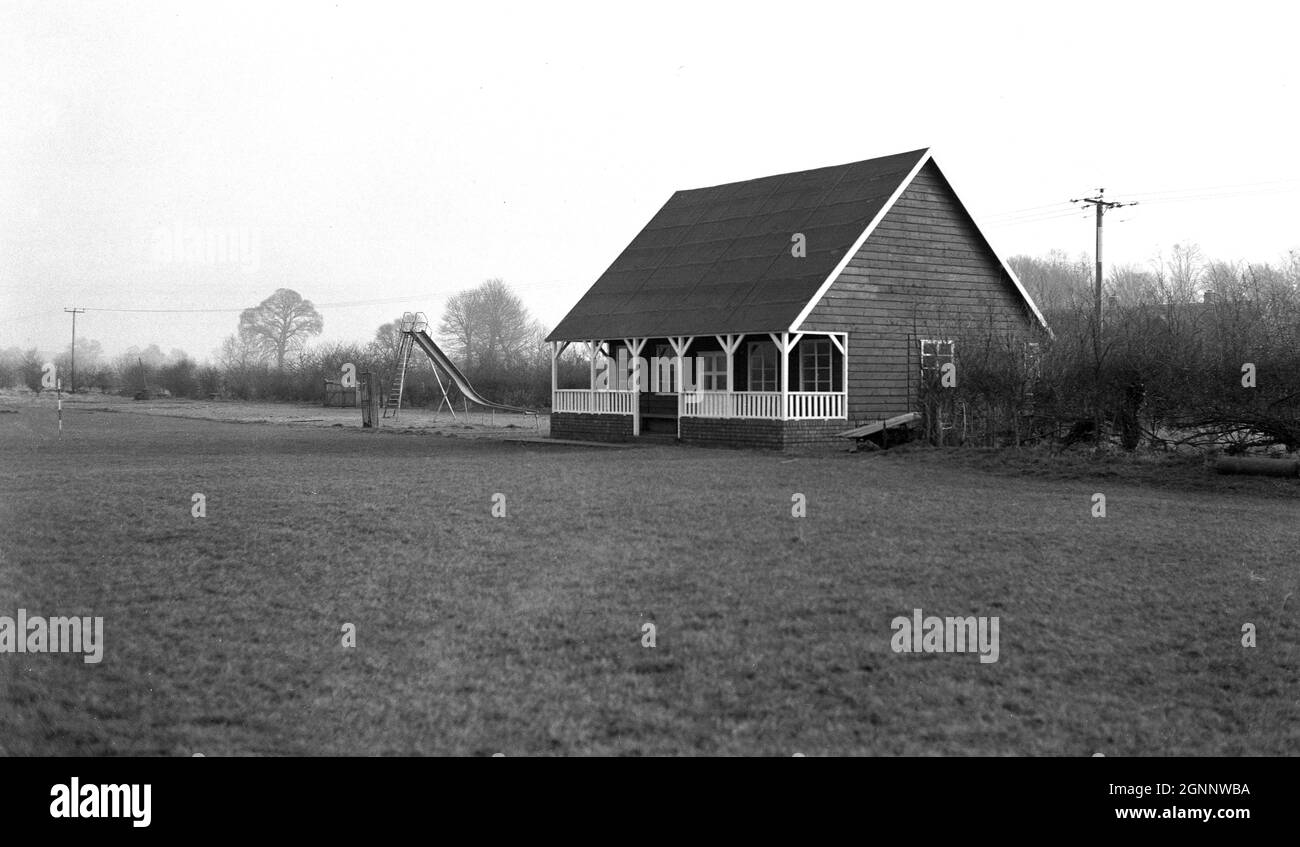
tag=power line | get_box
[985,208,1095,227]
[982,202,1078,223]
[73,280,579,315]
[82,294,429,314]
[980,175,1300,225]
[1131,185,1300,206]
[1125,175,1300,201]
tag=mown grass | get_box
[0,402,1296,755]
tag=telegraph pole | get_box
[1070,190,1135,362]
[64,307,85,393]
[1071,190,1135,445]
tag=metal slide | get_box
[407,329,536,415]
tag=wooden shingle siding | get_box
[799,161,1034,422]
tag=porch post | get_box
[780,331,789,420]
[841,333,849,419]
[624,337,647,437]
[669,336,692,439]
[827,332,848,420]
[588,340,597,391]
[550,341,557,405]
[724,334,737,418]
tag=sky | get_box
[2,0,1298,361]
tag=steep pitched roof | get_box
[547,148,1044,341]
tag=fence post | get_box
[361,372,379,428]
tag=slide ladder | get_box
[382,314,423,419]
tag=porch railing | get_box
[681,391,846,420]
[553,389,846,419]
[786,391,846,420]
[551,389,637,414]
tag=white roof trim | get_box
[787,148,931,332]
[789,149,1051,335]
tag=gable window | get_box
[747,341,778,391]
[699,351,727,391]
[920,339,955,382]
[800,339,833,392]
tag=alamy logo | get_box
[50,778,151,827]
[593,348,710,393]
[890,608,1000,664]
[150,223,259,272]
[0,610,104,663]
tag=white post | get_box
[780,331,789,421]
[670,336,691,439]
[725,334,736,418]
[550,341,558,407]
[841,333,848,419]
[625,337,647,437]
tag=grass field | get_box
[1,396,1297,755]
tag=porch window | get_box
[920,339,955,381]
[700,351,727,391]
[800,339,833,392]
[747,341,778,391]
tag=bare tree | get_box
[1201,259,1244,302]
[368,316,406,366]
[438,278,541,373]
[237,288,323,369]
[19,348,44,391]
[1152,243,1204,304]
[1107,264,1158,306]
[1009,250,1092,314]
[217,332,260,371]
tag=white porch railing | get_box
[552,389,637,414]
[553,389,846,419]
[679,391,846,420]
[785,391,846,420]
[680,391,780,419]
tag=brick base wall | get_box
[680,417,847,449]
[549,413,847,448]
[550,412,634,442]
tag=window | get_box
[699,351,727,391]
[920,339,955,381]
[748,341,778,391]
[800,339,833,392]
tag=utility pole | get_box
[1071,190,1135,445]
[64,307,85,393]
[1070,190,1136,363]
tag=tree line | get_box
[5,243,1296,452]
[923,244,1300,451]
[1,279,588,410]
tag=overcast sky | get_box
[3,0,1298,360]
